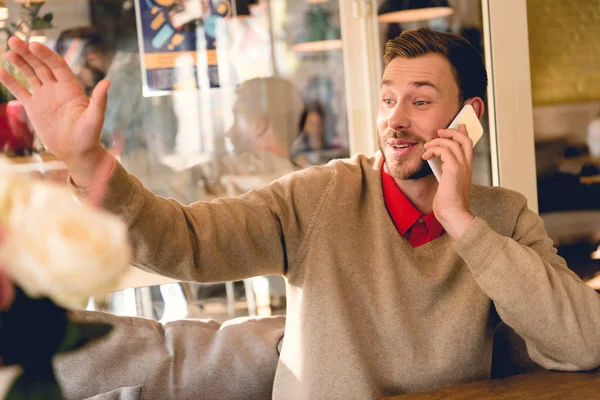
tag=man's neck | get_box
[263,145,290,159]
[393,174,438,215]
[254,127,290,159]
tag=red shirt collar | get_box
[381,164,445,238]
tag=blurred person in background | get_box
[291,101,326,167]
[211,76,304,197]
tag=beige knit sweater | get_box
[80,152,600,399]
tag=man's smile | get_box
[387,138,420,157]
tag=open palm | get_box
[0,37,109,165]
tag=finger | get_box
[0,68,32,102]
[7,36,57,85]
[4,51,42,90]
[29,42,76,82]
[89,79,111,115]
[425,138,466,164]
[437,125,473,164]
[437,126,473,147]
[422,147,459,169]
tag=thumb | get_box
[89,79,111,115]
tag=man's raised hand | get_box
[0,37,114,188]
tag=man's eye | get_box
[414,100,429,106]
[383,99,394,105]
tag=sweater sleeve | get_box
[454,206,600,371]
[70,161,336,283]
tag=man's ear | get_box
[466,97,485,120]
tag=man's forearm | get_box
[456,217,600,371]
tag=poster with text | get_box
[134,0,232,96]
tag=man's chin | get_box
[407,163,434,180]
[387,162,433,181]
[380,146,433,180]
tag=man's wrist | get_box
[66,148,115,190]
[444,212,475,240]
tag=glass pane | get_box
[75,0,349,205]
[0,0,350,321]
[373,0,493,186]
[525,0,600,287]
[271,0,350,166]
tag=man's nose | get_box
[388,102,410,132]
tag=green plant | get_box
[1,1,53,103]
[4,1,53,43]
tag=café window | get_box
[1,0,352,322]
[0,0,546,321]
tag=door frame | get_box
[339,0,382,157]
[482,0,538,212]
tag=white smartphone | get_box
[427,104,484,181]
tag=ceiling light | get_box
[377,0,454,24]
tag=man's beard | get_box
[378,130,433,180]
[405,161,433,180]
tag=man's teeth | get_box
[393,144,411,149]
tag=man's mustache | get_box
[383,129,426,144]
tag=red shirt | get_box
[381,165,445,247]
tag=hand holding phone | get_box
[427,104,483,181]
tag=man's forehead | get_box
[380,55,455,90]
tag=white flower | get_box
[0,366,22,399]
[0,172,32,226]
[0,172,131,309]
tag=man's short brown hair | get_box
[383,28,487,103]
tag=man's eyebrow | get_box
[380,79,441,93]
[380,79,393,88]
[410,80,441,92]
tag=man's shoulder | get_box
[280,153,376,182]
[470,184,528,207]
[329,152,377,166]
[257,153,375,205]
[323,152,381,177]
[470,185,529,234]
